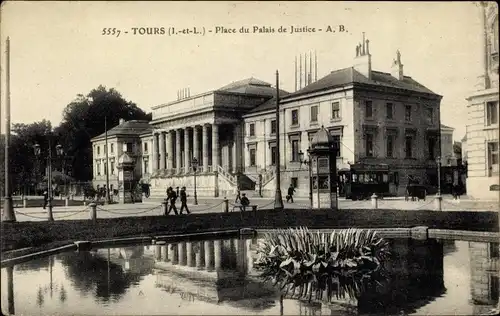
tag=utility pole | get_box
[105,116,111,204]
[274,70,284,210]
[3,37,16,222]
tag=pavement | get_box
[0,194,497,223]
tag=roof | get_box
[310,126,334,148]
[118,152,135,164]
[217,77,290,99]
[461,134,467,142]
[92,120,152,141]
[282,67,438,100]
[440,124,454,130]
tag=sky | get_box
[0,1,488,141]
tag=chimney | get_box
[119,118,125,125]
[353,32,372,79]
[390,50,404,80]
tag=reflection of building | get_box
[152,238,275,308]
[469,242,499,314]
[465,2,499,200]
[95,246,155,274]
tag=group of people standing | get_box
[165,186,190,215]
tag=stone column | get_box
[193,126,200,160]
[232,125,239,173]
[214,239,222,271]
[204,240,214,271]
[176,129,182,174]
[166,130,173,172]
[212,124,219,169]
[178,242,186,266]
[202,124,209,172]
[152,132,159,171]
[195,242,204,270]
[184,127,191,173]
[159,132,166,170]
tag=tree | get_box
[54,86,150,181]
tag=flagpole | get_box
[3,36,16,222]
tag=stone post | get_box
[178,242,186,265]
[170,244,178,264]
[23,197,27,208]
[162,199,168,215]
[89,202,97,222]
[214,240,222,271]
[186,242,194,267]
[202,124,209,172]
[223,197,229,213]
[371,193,378,209]
[65,196,69,207]
[195,242,204,270]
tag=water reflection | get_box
[1,237,498,315]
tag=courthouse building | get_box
[92,36,444,198]
[465,2,499,200]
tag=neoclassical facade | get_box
[94,36,444,199]
[465,2,499,200]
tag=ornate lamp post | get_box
[299,149,313,208]
[192,157,199,205]
[34,141,64,221]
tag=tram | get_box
[338,162,393,200]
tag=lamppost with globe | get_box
[191,157,199,205]
[33,141,64,221]
[298,149,313,207]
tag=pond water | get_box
[1,235,499,315]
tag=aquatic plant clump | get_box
[254,227,390,302]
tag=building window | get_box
[291,139,300,162]
[291,177,298,189]
[386,103,393,119]
[270,120,277,135]
[104,162,107,175]
[405,136,413,158]
[426,107,434,124]
[310,105,318,123]
[143,142,148,152]
[488,141,499,176]
[387,135,395,158]
[96,162,101,176]
[111,143,114,153]
[97,146,100,155]
[271,145,277,165]
[365,133,374,157]
[405,105,412,122]
[486,101,498,126]
[144,160,148,174]
[249,148,256,166]
[365,101,373,118]
[332,135,341,157]
[125,143,133,153]
[110,161,115,175]
[249,123,255,137]
[291,109,299,126]
[332,102,340,119]
[427,137,436,160]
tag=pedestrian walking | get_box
[179,187,190,214]
[235,188,241,203]
[240,193,250,211]
[167,186,178,215]
[43,190,49,209]
[286,184,295,203]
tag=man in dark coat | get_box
[286,184,296,203]
[179,187,190,214]
[167,187,178,215]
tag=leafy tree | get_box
[54,85,150,181]
[453,142,462,157]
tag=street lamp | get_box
[34,141,64,221]
[299,149,313,208]
[192,157,199,205]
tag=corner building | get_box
[146,37,442,198]
[465,2,499,201]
